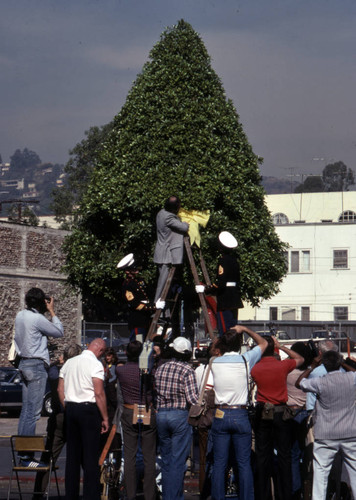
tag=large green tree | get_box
[63,20,287,306]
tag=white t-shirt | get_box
[195,363,214,392]
[59,350,104,403]
[211,346,262,405]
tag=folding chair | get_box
[7,435,60,500]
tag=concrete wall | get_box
[0,221,82,366]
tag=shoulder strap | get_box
[197,356,216,404]
[242,355,252,405]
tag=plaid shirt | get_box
[155,359,199,409]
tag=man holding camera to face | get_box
[14,287,64,465]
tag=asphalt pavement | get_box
[0,413,200,500]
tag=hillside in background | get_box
[261,176,298,194]
[0,149,64,216]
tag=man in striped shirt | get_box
[154,337,199,500]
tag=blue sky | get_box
[1,0,356,178]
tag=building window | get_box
[301,251,310,272]
[301,307,310,321]
[339,210,356,222]
[291,251,299,272]
[289,250,310,273]
[333,250,348,269]
[273,213,289,225]
[269,307,278,321]
[334,307,348,321]
[282,307,296,320]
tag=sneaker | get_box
[20,459,47,468]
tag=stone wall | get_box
[0,221,82,366]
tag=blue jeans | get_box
[211,409,254,500]
[156,409,192,500]
[18,359,48,436]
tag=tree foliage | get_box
[51,124,113,227]
[322,161,354,191]
[294,175,324,193]
[294,161,355,193]
[63,20,287,306]
[7,204,39,226]
[10,148,41,180]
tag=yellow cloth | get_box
[178,209,210,247]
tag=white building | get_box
[241,192,356,323]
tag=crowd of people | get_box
[39,327,356,500]
[11,199,356,500]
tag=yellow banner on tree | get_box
[178,209,210,248]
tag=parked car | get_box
[311,332,356,354]
[0,366,52,416]
[312,330,339,339]
[256,330,291,340]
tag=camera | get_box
[45,294,51,302]
[307,339,319,358]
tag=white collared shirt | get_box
[60,350,104,403]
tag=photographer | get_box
[14,287,64,465]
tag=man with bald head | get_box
[58,338,109,500]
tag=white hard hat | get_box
[218,231,238,248]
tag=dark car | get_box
[256,330,291,340]
[0,366,52,417]
[312,330,338,339]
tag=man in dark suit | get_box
[153,196,189,301]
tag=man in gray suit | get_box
[153,196,189,301]
[297,351,356,499]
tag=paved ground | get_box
[0,414,200,500]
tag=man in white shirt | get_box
[58,338,109,500]
[210,325,267,500]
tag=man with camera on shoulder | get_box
[14,287,64,466]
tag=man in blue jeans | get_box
[210,325,268,500]
[154,337,199,500]
[14,287,64,466]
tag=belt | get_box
[124,403,152,410]
[20,357,48,368]
[257,403,286,413]
[158,407,187,411]
[20,357,45,362]
[288,405,306,410]
[226,282,237,287]
[216,404,248,409]
[66,402,96,406]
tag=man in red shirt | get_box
[251,336,304,500]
